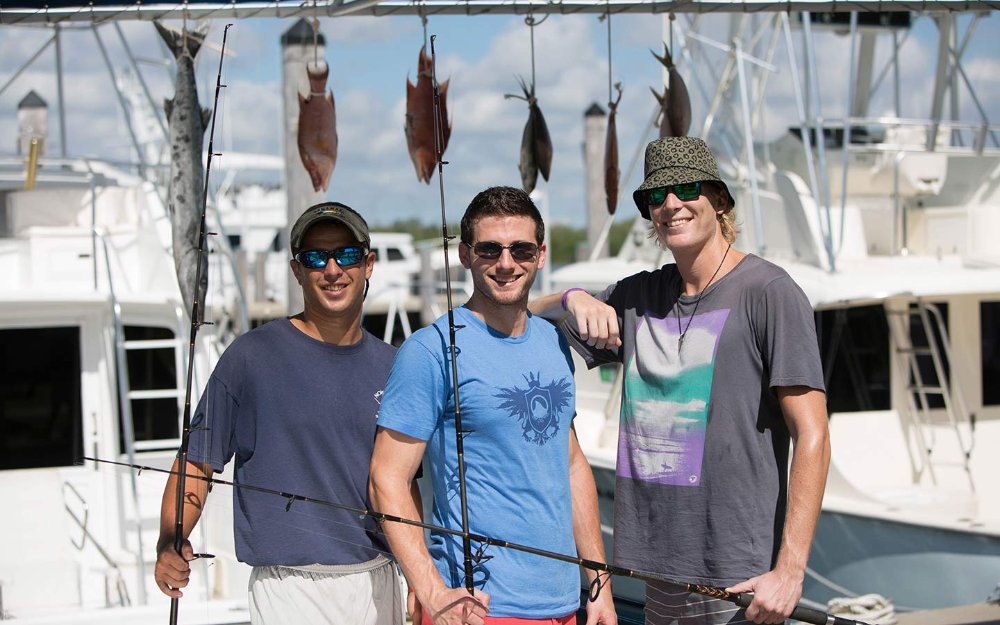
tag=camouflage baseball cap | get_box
[290,202,370,254]
[632,136,734,219]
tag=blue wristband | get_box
[561,288,587,311]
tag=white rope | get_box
[827,594,897,625]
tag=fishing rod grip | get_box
[731,593,871,625]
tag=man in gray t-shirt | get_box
[531,137,830,625]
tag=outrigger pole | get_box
[428,34,477,595]
[87,457,871,625]
[168,23,232,625]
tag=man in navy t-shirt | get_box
[370,186,617,625]
[153,202,410,625]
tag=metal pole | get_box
[91,24,148,177]
[734,38,764,255]
[837,12,858,256]
[54,25,68,158]
[801,12,835,272]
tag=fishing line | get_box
[168,22,232,625]
[428,34,478,595]
[87,457,871,625]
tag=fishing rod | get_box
[168,22,232,625]
[427,33,477,595]
[86,457,872,625]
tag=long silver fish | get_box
[155,22,212,322]
[651,45,692,138]
[507,77,553,194]
[604,84,622,215]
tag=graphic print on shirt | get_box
[618,308,729,486]
[495,371,572,445]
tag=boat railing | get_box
[798,116,1000,155]
[61,481,131,608]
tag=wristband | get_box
[561,287,587,311]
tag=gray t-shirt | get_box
[187,318,397,567]
[564,254,824,586]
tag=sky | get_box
[1,9,998,226]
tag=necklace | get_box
[676,243,731,350]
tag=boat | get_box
[548,9,1000,622]
[1,3,998,624]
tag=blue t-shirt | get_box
[186,317,397,567]
[377,306,579,618]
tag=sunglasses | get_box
[469,240,540,262]
[645,181,702,206]
[295,246,367,269]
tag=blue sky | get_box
[1,11,997,226]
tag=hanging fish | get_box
[651,45,692,138]
[604,84,622,215]
[154,21,211,322]
[505,77,553,194]
[297,61,338,192]
[405,45,450,184]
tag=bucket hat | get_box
[290,202,370,254]
[632,136,734,219]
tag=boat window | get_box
[982,302,1000,406]
[0,326,82,470]
[815,306,891,413]
[120,325,179,452]
[386,247,405,261]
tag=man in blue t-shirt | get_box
[153,202,411,625]
[370,186,616,625]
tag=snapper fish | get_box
[506,77,553,195]
[297,61,338,192]
[155,21,211,322]
[651,45,692,138]
[604,84,623,215]
[405,45,451,184]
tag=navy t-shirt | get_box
[186,317,397,566]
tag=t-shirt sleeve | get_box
[756,275,826,393]
[377,334,447,441]
[560,283,624,369]
[185,374,241,474]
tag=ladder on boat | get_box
[885,299,975,489]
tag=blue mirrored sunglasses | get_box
[295,246,367,269]
[646,181,702,206]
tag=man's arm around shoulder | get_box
[529,289,621,350]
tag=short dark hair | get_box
[460,186,545,245]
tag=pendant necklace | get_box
[676,243,731,351]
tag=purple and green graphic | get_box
[618,308,729,486]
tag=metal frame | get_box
[2,0,999,25]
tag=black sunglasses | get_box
[469,241,540,262]
[295,246,367,269]
[646,181,702,206]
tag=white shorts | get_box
[248,554,404,625]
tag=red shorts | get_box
[421,611,575,625]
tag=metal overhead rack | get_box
[1,0,997,25]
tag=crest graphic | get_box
[495,372,572,445]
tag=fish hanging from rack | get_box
[154,21,211,321]
[506,77,553,195]
[651,45,691,138]
[297,61,338,192]
[405,45,451,184]
[604,84,622,215]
